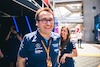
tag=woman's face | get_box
[61,27,68,38]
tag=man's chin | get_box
[44,31,51,34]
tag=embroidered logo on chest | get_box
[35,43,41,47]
[35,43,43,49]
[35,43,43,54]
[52,44,59,47]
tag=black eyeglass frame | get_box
[37,19,54,24]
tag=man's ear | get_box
[36,23,38,26]
[36,21,38,27]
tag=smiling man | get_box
[17,7,60,67]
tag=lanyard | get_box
[41,40,51,58]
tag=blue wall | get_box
[94,14,100,41]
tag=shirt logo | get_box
[35,43,43,54]
[35,50,43,54]
[52,44,59,47]
[54,49,59,53]
[32,35,37,42]
[53,37,57,41]
[35,43,43,49]
[35,43,41,48]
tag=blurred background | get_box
[0,0,100,67]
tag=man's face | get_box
[36,11,54,35]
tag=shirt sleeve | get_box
[18,35,30,58]
[70,40,76,49]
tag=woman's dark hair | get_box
[59,26,71,52]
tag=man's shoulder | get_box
[51,32,60,39]
[51,32,60,37]
[25,31,37,35]
[24,30,37,40]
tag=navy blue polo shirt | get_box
[18,30,60,67]
[60,40,76,67]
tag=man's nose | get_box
[46,21,51,24]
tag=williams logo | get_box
[35,43,41,48]
[35,43,43,50]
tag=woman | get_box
[58,26,77,67]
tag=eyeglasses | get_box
[38,19,54,24]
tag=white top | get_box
[77,32,82,39]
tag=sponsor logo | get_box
[35,43,43,49]
[53,37,57,41]
[52,44,59,47]
[35,43,41,48]
[35,50,43,54]
[35,43,43,54]
[54,49,59,53]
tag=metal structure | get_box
[49,0,83,23]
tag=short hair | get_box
[35,7,54,21]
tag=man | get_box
[77,30,83,48]
[5,26,22,67]
[17,7,60,67]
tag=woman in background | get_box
[58,26,77,67]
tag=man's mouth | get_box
[45,27,51,29]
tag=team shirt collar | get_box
[36,29,54,41]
